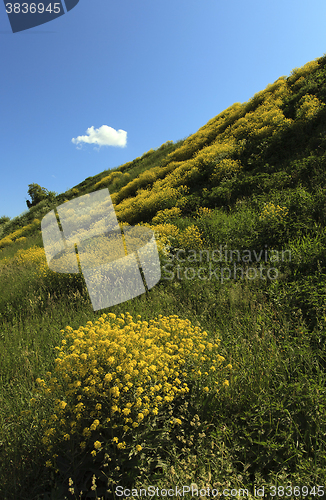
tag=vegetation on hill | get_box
[25,183,57,209]
[1,55,326,498]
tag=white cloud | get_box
[72,125,127,148]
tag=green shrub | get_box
[0,216,10,225]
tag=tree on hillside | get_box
[26,183,56,209]
[0,215,10,225]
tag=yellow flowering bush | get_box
[143,222,203,255]
[210,158,243,185]
[7,245,50,278]
[94,171,123,190]
[153,161,193,189]
[230,92,292,141]
[193,139,238,169]
[259,202,289,223]
[32,313,231,478]
[117,161,133,172]
[0,235,13,249]
[196,207,212,218]
[151,207,182,225]
[141,148,155,158]
[287,59,319,85]
[0,218,40,249]
[256,202,289,247]
[115,185,187,224]
[161,102,244,165]
[15,236,27,244]
[159,140,174,149]
[296,94,325,120]
[292,76,306,90]
[141,222,180,257]
[116,164,171,202]
[176,225,204,250]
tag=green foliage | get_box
[27,183,57,209]
[0,215,10,225]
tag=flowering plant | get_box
[31,313,231,490]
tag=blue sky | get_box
[1,0,326,219]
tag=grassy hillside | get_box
[1,54,326,498]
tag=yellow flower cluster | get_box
[0,218,40,249]
[151,207,182,225]
[139,222,180,257]
[141,148,155,159]
[15,236,27,244]
[246,77,291,112]
[2,245,50,279]
[196,207,212,218]
[94,171,129,191]
[296,94,325,121]
[193,139,238,169]
[259,203,289,223]
[0,235,14,248]
[161,102,243,165]
[115,169,157,201]
[210,158,242,185]
[287,59,320,85]
[177,225,204,250]
[33,313,231,466]
[112,162,182,206]
[142,222,203,253]
[159,140,174,149]
[114,185,187,223]
[153,162,196,189]
[230,90,292,141]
